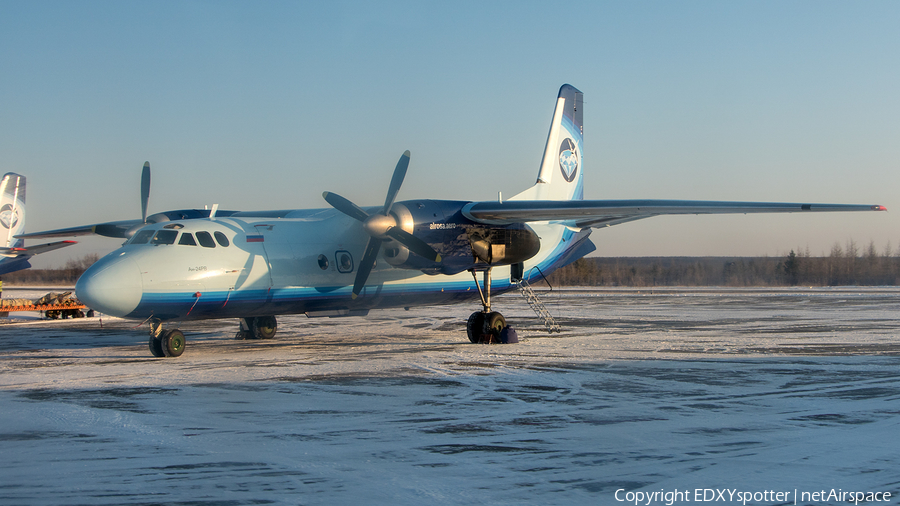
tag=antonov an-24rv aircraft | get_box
[20,85,886,357]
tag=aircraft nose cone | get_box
[76,254,143,317]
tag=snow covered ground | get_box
[1,287,899,505]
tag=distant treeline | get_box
[1,254,99,287]
[546,242,900,287]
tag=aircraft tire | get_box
[149,333,165,357]
[161,329,186,357]
[237,317,256,340]
[485,312,506,343]
[466,312,485,343]
[252,316,277,340]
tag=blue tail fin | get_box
[512,84,584,202]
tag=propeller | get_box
[96,161,153,238]
[140,161,151,224]
[118,162,152,238]
[323,150,441,298]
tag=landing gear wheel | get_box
[467,312,486,343]
[484,312,506,343]
[161,329,186,357]
[149,333,165,357]
[251,316,277,340]
[237,317,258,340]
[467,312,506,343]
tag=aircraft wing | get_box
[17,209,242,241]
[0,240,77,258]
[15,220,142,240]
[463,200,887,228]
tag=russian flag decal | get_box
[246,235,264,243]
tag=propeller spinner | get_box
[323,150,441,298]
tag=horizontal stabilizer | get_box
[0,240,77,258]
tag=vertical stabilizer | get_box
[512,84,584,202]
[0,173,26,249]
[0,173,76,276]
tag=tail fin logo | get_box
[0,204,19,230]
[558,138,579,183]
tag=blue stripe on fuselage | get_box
[128,278,506,321]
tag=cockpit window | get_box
[130,229,155,244]
[178,233,197,246]
[196,231,216,248]
[214,231,230,247]
[151,230,179,245]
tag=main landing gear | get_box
[235,316,278,341]
[466,268,507,344]
[147,315,278,357]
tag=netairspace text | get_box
[614,488,893,505]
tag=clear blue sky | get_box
[2,1,897,267]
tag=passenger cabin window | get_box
[178,233,197,246]
[214,231,230,247]
[151,230,178,245]
[130,229,155,244]
[196,231,216,248]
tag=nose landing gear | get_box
[147,315,279,357]
[149,322,185,358]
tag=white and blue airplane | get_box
[0,173,77,276]
[21,85,886,357]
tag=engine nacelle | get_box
[382,200,541,275]
[467,226,541,265]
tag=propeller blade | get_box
[385,227,441,262]
[352,236,383,298]
[140,162,151,223]
[382,150,410,214]
[323,191,370,222]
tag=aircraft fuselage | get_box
[75,199,566,322]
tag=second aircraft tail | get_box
[0,173,26,250]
